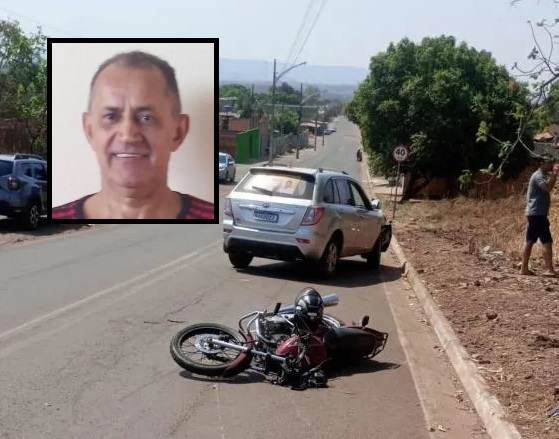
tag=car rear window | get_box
[237,170,315,200]
[0,160,14,177]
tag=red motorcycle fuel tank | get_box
[275,334,327,367]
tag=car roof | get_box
[0,153,45,162]
[249,165,348,177]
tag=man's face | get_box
[543,161,555,172]
[83,63,189,191]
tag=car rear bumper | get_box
[223,237,306,261]
[0,194,27,216]
[222,223,326,261]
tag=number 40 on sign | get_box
[392,144,409,162]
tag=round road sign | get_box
[392,144,409,162]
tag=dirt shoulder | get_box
[367,181,558,438]
[0,216,98,247]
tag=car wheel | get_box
[21,201,40,230]
[228,251,253,269]
[380,224,392,252]
[366,238,382,270]
[318,238,340,277]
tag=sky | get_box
[2,0,559,77]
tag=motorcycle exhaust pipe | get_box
[210,338,287,363]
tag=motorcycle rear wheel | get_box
[170,323,252,377]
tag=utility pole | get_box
[297,82,303,159]
[250,84,255,128]
[321,107,325,146]
[314,106,318,151]
[268,59,277,166]
[267,58,307,166]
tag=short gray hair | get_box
[88,50,182,114]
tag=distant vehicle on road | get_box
[0,153,48,230]
[222,165,392,277]
[219,152,236,183]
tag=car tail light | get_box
[7,176,21,191]
[224,198,232,217]
[301,206,325,226]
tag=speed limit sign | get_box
[392,144,409,162]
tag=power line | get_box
[283,0,315,67]
[292,0,328,65]
[0,5,80,37]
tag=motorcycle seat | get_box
[323,327,380,358]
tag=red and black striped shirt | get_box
[52,192,215,220]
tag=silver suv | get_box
[222,165,392,277]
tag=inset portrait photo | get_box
[48,38,217,223]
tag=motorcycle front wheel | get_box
[170,323,252,377]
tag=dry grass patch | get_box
[385,194,559,439]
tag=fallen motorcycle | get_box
[170,288,388,390]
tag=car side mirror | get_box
[370,199,381,210]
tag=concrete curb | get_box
[362,161,522,439]
[390,238,522,439]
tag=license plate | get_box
[253,211,278,223]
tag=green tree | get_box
[18,57,47,154]
[219,83,255,118]
[534,82,559,128]
[348,35,533,200]
[0,20,47,154]
[273,109,299,134]
[272,82,301,105]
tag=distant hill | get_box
[219,79,358,103]
[219,58,368,86]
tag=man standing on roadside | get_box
[520,153,558,276]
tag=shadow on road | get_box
[235,259,403,288]
[179,369,265,385]
[324,359,401,379]
[0,217,90,237]
[178,359,400,386]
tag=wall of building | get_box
[228,118,252,132]
[218,131,237,157]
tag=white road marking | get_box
[0,239,221,345]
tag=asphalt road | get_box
[0,118,484,439]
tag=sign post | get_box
[391,144,410,220]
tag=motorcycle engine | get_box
[259,315,293,344]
